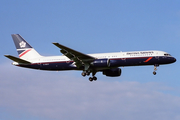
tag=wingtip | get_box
[52,43,60,46]
[11,34,19,36]
[4,55,9,57]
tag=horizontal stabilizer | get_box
[4,55,31,64]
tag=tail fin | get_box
[12,34,42,60]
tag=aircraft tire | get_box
[153,71,156,75]
[89,77,93,82]
[93,76,97,81]
[86,72,90,76]
[82,72,86,77]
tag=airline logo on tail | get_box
[19,41,26,48]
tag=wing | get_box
[53,43,95,68]
[4,55,31,64]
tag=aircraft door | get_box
[121,58,126,65]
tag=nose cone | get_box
[169,57,176,63]
[173,57,176,63]
[166,57,176,63]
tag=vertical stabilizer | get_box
[12,34,42,60]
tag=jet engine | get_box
[103,68,121,77]
[91,59,110,68]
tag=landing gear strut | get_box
[153,64,159,75]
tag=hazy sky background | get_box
[0,0,180,120]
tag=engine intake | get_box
[103,68,121,77]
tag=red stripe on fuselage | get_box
[144,57,153,62]
[19,49,32,58]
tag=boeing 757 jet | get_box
[5,34,176,81]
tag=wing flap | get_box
[4,55,31,64]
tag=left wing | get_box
[53,43,95,68]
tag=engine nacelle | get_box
[103,68,121,77]
[91,59,110,68]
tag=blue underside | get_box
[18,56,176,71]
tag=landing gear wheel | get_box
[81,72,86,77]
[86,72,90,76]
[89,77,93,82]
[93,76,97,81]
[153,71,156,75]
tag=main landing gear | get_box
[81,71,90,76]
[89,76,97,82]
[81,71,97,82]
[153,64,159,75]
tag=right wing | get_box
[4,55,31,64]
[53,43,95,68]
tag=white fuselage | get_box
[17,50,170,64]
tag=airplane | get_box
[5,34,176,81]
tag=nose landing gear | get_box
[153,64,159,75]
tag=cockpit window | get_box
[164,54,171,56]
